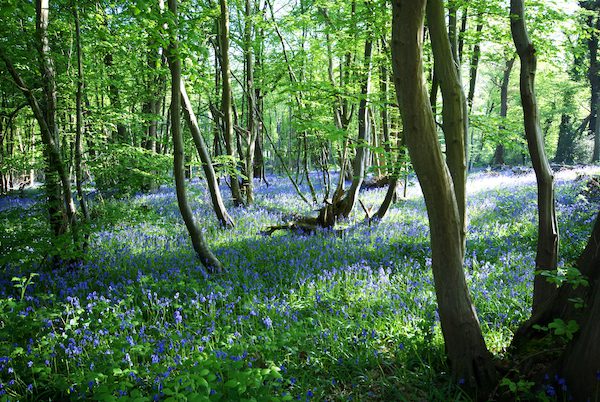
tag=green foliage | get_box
[500,377,535,398]
[11,273,38,302]
[538,266,589,289]
[533,319,580,341]
[89,144,171,198]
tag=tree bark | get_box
[427,0,468,252]
[467,23,483,113]
[391,0,496,392]
[510,0,559,316]
[243,0,259,205]
[73,1,89,221]
[510,211,600,400]
[180,81,234,228]
[167,0,223,273]
[329,35,373,220]
[219,0,244,206]
[581,1,600,161]
[1,0,79,245]
[493,56,516,166]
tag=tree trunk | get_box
[167,0,223,273]
[253,3,266,181]
[391,0,496,392]
[332,36,373,219]
[73,1,89,221]
[180,81,234,228]
[219,0,244,206]
[554,114,575,164]
[467,23,483,113]
[103,52,127,143]
[581,1,600,161]
[427,0,468,252]
[510,0,559,316]
[510,210,600,400]
[458,6,468,63]
[243,0,258,204]
[493,56,516,166]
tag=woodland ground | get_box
[1,166,599,401]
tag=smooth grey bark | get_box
[510,0,559,315]
[219,0,244,206]
[391,0,496,392]
[427,0,468,251]
[180,81,234,228]
[167,0,223,273]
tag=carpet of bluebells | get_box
[0,167,598,401]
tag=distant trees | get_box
[1,0,79,252]
[580,0,600,162]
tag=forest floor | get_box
[1,166,599,401]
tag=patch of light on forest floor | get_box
[466,165,600,195]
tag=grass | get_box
[0,167,598,401]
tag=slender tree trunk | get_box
[180,81,234,228]
[427,0,468,251]
[581,1,600,161]
[219,0,244,206]
[103,52,127,143]
[375,177,398,220]
[467,23,483,112]
[391,0,496,392]
[335,36,373,219]
[554,114,575,164]
[243,0,259,204]
[167,0,223,273]
[510,0,559,316]
[73,1,89,221]
[253,3,266,181]
[0,0,79,248]
[380,38,393,177]
[447,0,459,63]
[493,56,516,166]
[38,0,79,240]
[458,6,468,63]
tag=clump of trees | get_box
[1,0,600,398]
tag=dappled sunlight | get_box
[1,169,598,400]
